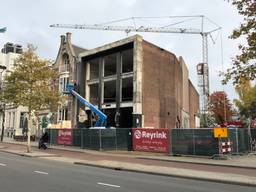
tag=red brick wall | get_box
[189,80,199,128]
[142,40,183,128]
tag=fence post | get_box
[99,129,102,150]
[169,129,172,155]
[50,129,52,146]
[89,129,91,149]
[218,136,222,157]
[81,129,83,149]
[193,129,196,155]
[235,128,239,154]
[115,128,117,151]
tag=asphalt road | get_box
[0,152,255,192]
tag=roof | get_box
[72,44,87,56]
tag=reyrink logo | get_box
[58,130,72,137]
[134,130,167,140]
[134,130,142,139]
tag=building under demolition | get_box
[53,33,199,129]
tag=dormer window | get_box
[64,55,70,65]
[62,53,70,71]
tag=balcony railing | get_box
[59,64,70,73]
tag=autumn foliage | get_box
[209,91,234,124]
[223,0,256,84]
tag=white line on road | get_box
[34,171,49,175]
[0,163,6,166]
[97,182,120,188]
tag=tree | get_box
[223,0,256,85]
[209,91,234,125]
[234,78,256,121]
[2,44,61,152]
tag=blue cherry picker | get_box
[66,83,107,128]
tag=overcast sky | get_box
[0,0,243,101]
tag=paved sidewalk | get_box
[3,137,256,169]
[1,138,256,187]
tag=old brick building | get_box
[51,33,86,127]
[75,35,199,128]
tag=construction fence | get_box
[46,128,256,156]
[171,128,256,156]
[47,128,133,151]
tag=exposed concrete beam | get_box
[79,35,142,58]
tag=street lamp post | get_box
[0,65,7,142]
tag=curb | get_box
[0,149,60,158]
[22,153,60,158]
[136,157,256,170]
[0,149,25,156]
[74,161,256,187]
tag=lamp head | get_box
[0,65,6,70]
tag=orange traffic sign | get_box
[214,128,228,138]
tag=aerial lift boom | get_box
[66,83,107,127]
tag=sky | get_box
[0,0,243,102]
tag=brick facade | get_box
[77,35,199,128]
[189,80,200,128]
[142,40,184,128]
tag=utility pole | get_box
[0,27,7,141]
[0,65,6,142]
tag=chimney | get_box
[66,32,72,44]
[60,35,66,44]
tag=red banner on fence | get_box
[57,129,73,145]
[133,128,169,153]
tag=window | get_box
[89,84,99,105]
[19,112,28,130]
[58,107,68,122]
[89,58,100,80]
[12,112,15,128]
[20,113,25,129]
[59,76,69,93]
[104,53,117,77]
[7,112,12,127]
[64,55,70,65]
[122,49,133,73]
[104,80,116,103]
[62,54,70,71]
[122,77,133,101]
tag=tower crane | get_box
[50,16,221,126]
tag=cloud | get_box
[0,0,242,101]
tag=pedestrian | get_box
[38,132,49,150]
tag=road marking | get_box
[0,163,6,166]
[34,171,49,175]
[97,182,120,188]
